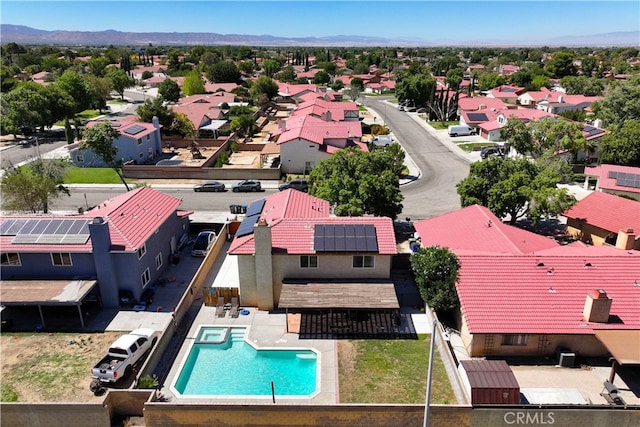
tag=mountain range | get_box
[1,24,638,47]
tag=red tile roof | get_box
[230,217,397,256]
[82,187,183,251]
[0,188,182,253]
[228,190,396,256]
[563,191,640,234]
[584,164,640,195]
[457,250,640,334]
[458,96,508,112]
[414,205,560,255]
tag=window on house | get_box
[137,244,146,259]
[75,155,84,163]
[146,134,150,140]
[51,252,72,266]
[501,334,528,346]
[353,255,374,268]
[139,152,144,159]
[300,255,318,269]
[141,268,150,286]
[156,252,163,270]
[1,253,21,266]
[137,138,142,145]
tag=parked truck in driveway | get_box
[91,328,158,383]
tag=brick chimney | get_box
[615,228,636,250]
[583,289,612,323]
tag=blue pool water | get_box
[173,327,318,396]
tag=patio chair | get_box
[229,297,240,318]
[216,296,225,318]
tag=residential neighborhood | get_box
[1,19,640,427]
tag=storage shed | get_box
[458,360,520,405]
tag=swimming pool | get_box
[172,326,319,397]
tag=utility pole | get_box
[423,318,437,427]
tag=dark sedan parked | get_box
[193,181,226,192]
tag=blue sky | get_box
[1,1,638,43]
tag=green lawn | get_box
[338,335,455,404]
[429,121,458,130]
[457,142,488,152]
[65,166,129,184]
[53,109,102,126]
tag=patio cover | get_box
[0,279,97,305]
[278,282,399,309]
[594,330,640,365]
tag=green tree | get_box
[396,74,436,107]
[230,114,257,137]
[85,75,112,112]
[261,59,281,77]
[158,78,181,103]
[598,77,640,129]
[477,72,506,91]
[529,117,587,161]
[250,76,279,102]
[456,157,576,224]
[55,70,93,143]
[410,246,460,312]
[313,70,331,85]
[80,122,130,190]
[170,112,196,139]
[546,52,577,78]
[599,120,640,166]
[500,117,534,156]
[106,67,134,100]
[278,65,296,83]
[207,60,241,83]
[308,147,404,219]
[182,70,205,96]
[136,97,176,130]
[330,79,344,91]
[0,84,47,136]
[1,158,70,213]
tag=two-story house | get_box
[0,187,190,317]
[69,118,163,167]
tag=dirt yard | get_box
[1,331,122,402]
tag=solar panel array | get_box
[608,171,640,189]
[583,125,604,138]
[123,124,146,135]
[0,218,91,245]
[246,199,266,217]
[467,113,488,122]
[501,87,519,93]
[236,215,260,238]
[314,224,378,252]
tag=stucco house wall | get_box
[279,138,330,174]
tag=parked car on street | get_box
[279,179,308,192]
[193,181,225,192]
[480,145,505,159]
[191,231,217,257]
[232,179,261,192]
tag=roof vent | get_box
[536,262,545,267]
[548,287,557,294]
[584,262,593,268]
[547,267,554,275]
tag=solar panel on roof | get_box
[246,199,266,217]
[314,224,379,253]
[615,173,640,189]
[236,215,260,238]
[31,219,51,234]
[6,219,27,235]
[467,113,489,122]
[44,220,63,234]
[0,220,16,235]
[608,171,619,179]
[55,220,74,234]
[68,219,87,234]
[21,219,39,234]
[123,124,146,135]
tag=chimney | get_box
[88,217,119,308]
[323,110,332,122]
[583,289,612,323]
[253,218,274,310]
[278,119,286,132]
[616,228,636,250]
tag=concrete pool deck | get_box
[161,305,339,405]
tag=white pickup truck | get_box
[91,328,158,383]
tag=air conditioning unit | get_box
[556,348,576,368]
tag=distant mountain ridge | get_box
[1,24,638,47]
